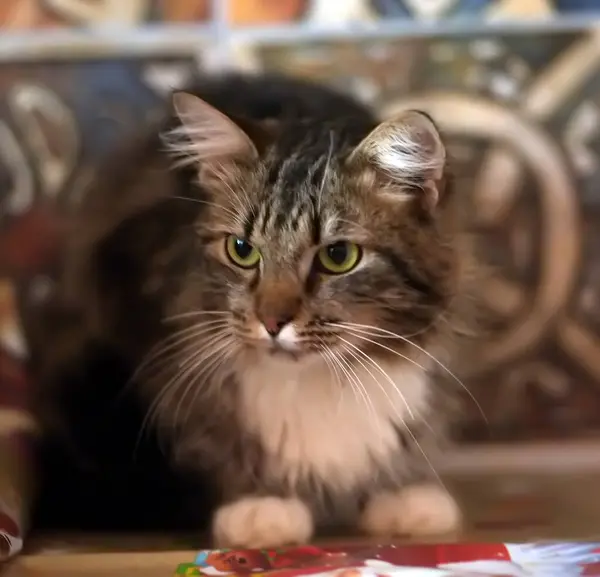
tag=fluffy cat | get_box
[28,72,478,547]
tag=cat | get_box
[27,72,479,548]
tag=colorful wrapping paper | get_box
[175,543,600,577]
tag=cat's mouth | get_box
[246,336,303,360]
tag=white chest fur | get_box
[237,353,430,490]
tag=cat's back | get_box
[182,72,377,126]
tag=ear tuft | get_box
[163,92,258,167]
[351,110,446,206]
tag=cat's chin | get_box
[247,344,323,370]
[268,346,302,361]
[247,337,306,361]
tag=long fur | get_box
[27,72,480,543]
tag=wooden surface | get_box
[11,471,600,576]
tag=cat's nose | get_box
[261,315,292,337]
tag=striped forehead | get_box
[254,184,318,242]
[249,152,334,254]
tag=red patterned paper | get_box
[175,543,600,576]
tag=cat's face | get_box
[166,93,463,371]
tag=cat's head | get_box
[163,91,470,373]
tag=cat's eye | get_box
[225,235,261,268]
[315,241,362,275]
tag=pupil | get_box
[327,242,348,265]
[235,239,252,258]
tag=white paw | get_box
[212,496,313,549]
[360,483,462,537]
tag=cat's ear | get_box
[166,92,259,167]
[349,110,446,209]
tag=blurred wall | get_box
[2,0,600,452]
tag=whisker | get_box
[134,331,231,455]
[324,344,359,409]
[333,346,379,428]
[135,339,210,391]
[209,169,253,220]
[335,328,429,374]
[179,335,230,384]
[318,342,345,410]
[337,344,390,450]
[317,131,334,215]
[146,319,229,357]
[163,310,232,323]
[171,334,233,426]
[134,375,182,458]
[330,322,487,424]
[133,320,230,381]
[323,342,361,405]
[339,342,445,489]
[338,337,416,421]
[180,340,235,429]
[351,299,451,338]
[123,323,229,403]
[338,337,451,459]
[344,336,448,445]
[233,180,255,221]
[143,335,232,453]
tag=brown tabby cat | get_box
[29,73,478,547]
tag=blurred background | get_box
[3,0,600,561]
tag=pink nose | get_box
[261,316,291,337]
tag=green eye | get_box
[316,241,362,275]
[225,236,261,268]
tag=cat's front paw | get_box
[360,483,461,537]
[212,496,313,548]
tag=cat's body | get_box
[28,73,477,546]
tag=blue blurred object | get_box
[64,61,162,159]
[370,0,496,19]
[552,0,600,13]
